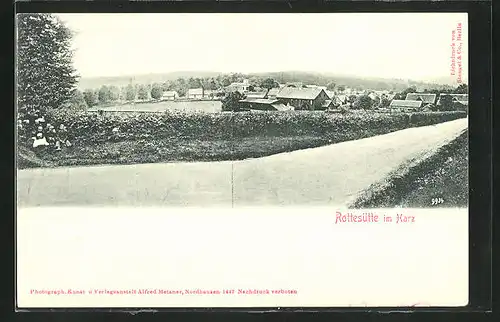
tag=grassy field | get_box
[350,130,468,208]
[88,100,222,113]
[28,136,331,167]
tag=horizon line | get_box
[76,70,459,85]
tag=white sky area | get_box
[56,13,468,82]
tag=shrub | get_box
[42,109,467,146]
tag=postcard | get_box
[16,12,469,308]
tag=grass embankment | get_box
[349,130,468,208]
[28,136,331,167]
[18,110,467,168]
[17,146,54,169]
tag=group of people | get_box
[17,114,72,153]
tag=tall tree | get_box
[124,84,136,101]
[68,89,87,110]
[438,94,455,111]
[260,78,279,90]
[326,82,336,91]
[137,85,149,100]
[17,13,78,114]
[209,78,218,90]
[150,83,164,100]
[221,92,246,112]
[353,95,374,110]
[83,89,98,107]
[378,96,391,109]
[108,85,120,101]
[98,85,112,104]
[60,89,87,110]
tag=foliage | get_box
[137,85,149,100]
[353,95,373,110]
[339,104,350,114]
[108,86,120,101]
[124,84,136,101]
[260,78,279,90]
[326,82,336,91]
[150,83,164,100]
[371,95,381,108]
[62,89,88,110]
[350,131,468,208]
[394,86,417,100]
[98,85,113,104]
[44,109,466,147]
[453,84,468,94]
[378,96,391,109]
[16,13,80,152]
[221,91,246,112]
[438,94,455,111]
[336,85,346,92]
[17,13,79,114]
[83,89,98,107]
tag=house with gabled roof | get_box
[161,90,179,101]
[187,88,204,100]
[368,92,380,101]
[245,91,268,99]
[321,99,335,109]
[437,93,468,105]
[265,88,280,99]
[334,95,348,106]
[405,93,437,105]
[285,82,304,88]
[226,79,251,93]
[238,97,293,111]
[275,87,330,110]
[437,93,468,111]
[389,99,423,110]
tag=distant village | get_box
[156,78,469,113]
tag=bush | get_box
[408,111,466,127]
[42,109,467,146]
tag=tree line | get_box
[79,76,284,108]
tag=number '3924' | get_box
[431,198,444,205]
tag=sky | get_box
[55,13,468,83]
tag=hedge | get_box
[43,109,467,145]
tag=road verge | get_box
[348,129,468,208]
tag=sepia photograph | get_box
[15,12,473,309]
[16,13,469,209]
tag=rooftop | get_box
[266,88,280,97]
[245,91,268,99]
[162,90,178,96]
[390,100,423,108]
[405,93,437,104]
[187,88,203,95]
[276,87,324,100]
[322,100,333,108]
[325,90,335,99]
[239,98,279,104]
[439,93,468,102]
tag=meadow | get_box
[87,100,222,114]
